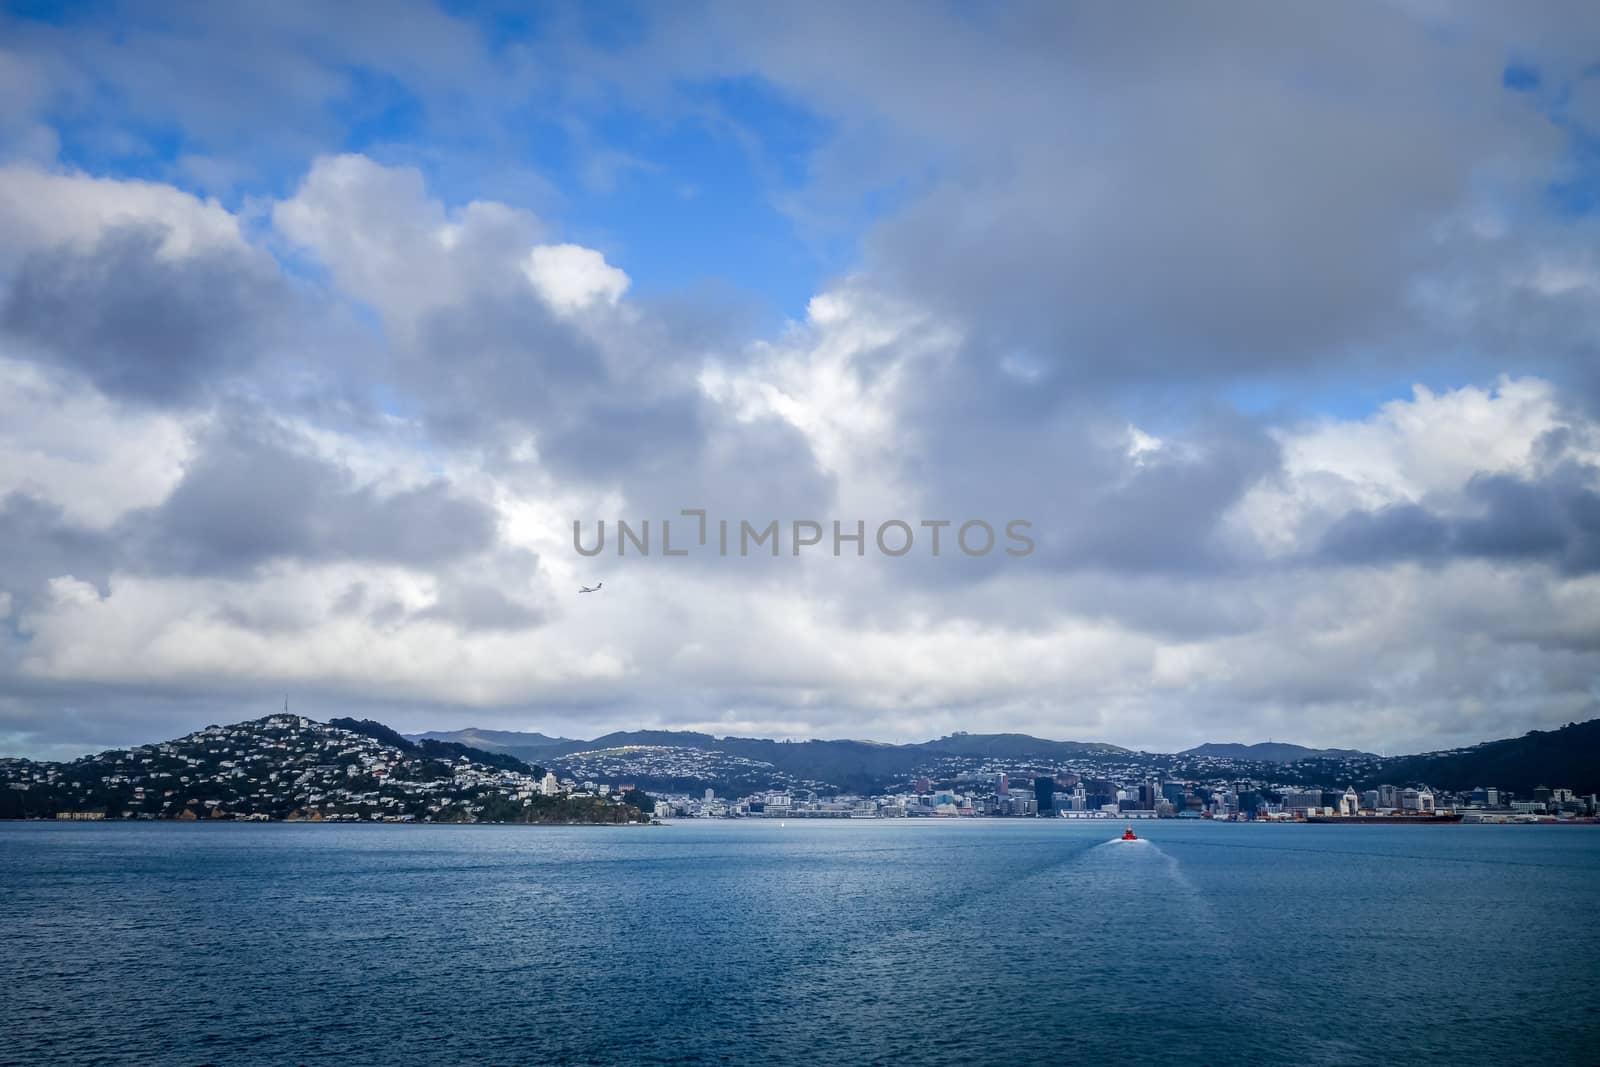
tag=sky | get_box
[2,1,1600,760]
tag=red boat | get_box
[1121,827,1138,841]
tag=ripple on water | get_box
[1,820,1597,1065]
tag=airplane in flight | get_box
[579,582,603,593]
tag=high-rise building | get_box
[1034,776,1054,814]
[1282,789,1321,813]
[995,773,1009,797]
[1086,790,1116,812]
[1401,787,1435,811]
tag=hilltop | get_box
[0,715,648,823]
[1182,742,1376,763]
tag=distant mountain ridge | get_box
[414,719,1600,795]
[411,727,1130,793]
[331,718,540,775]
[1182,742,1376,763]
[3,715,1596,806]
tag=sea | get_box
[2,819,1597,1066]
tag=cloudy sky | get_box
[2,1,1599,759]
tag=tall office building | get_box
[1034,776,1054,814]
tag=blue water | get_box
[2,820,1597,1066]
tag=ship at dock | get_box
[1304,812,1463,824]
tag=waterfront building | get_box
[1340,787,1359,815]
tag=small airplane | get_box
[578,582,603,593]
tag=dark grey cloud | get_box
[0,492,117,603]
[895,351,1283,581]
[0,415,506,646]
[410,290,611,435]
[2,223,291,405]
[1320,464,1600,575]
[368,243,836,525]
[1038,416,1280,575]
[419,579,544,633]
[124,414,499,576]
[645,0,1596,409]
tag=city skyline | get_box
[7,710,1591,825]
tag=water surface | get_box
[3,820,1596,1065]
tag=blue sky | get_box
[22,0,849,324]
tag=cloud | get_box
[0,163,248,265]
[3,8,1600,760]
[3,223,291,405]
[604,0,1596,418]
[1319,465,1600,575]
[273,154,550,337]
[523,244,630,314]
[123,413,501,576]
[0,357,193,527]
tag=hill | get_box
[413,727,1133,795]
[0,715,645,824]
[409,727,576,758]
[332,718,539,775]
[414,719,1600,797]
[1182,742,1375,763]
[1358,719,1600,795]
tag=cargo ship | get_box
[1304,813,1462,824]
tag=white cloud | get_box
[522,243,630,314]
[273,153,550,334]
[699,282,959,515]
[1227,376,1580,555]
[0,163,247,266]
[0,357,194,527]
